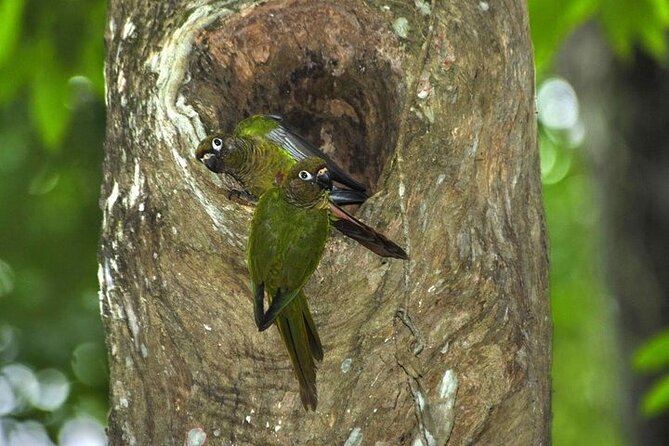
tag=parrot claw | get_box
[226,189,257,205]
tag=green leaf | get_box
[0,0,27,103]
[640,25,668,61]
[598,0,669,62]
[642,373,669,416]
[30,39,71,149]
[0,0,25,67]
[529,0,598,75]
[650,0,669,25]
[530,0,669,75]
[634,329,669,372]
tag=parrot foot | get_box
[226,189,257,206]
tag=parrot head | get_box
[282,157,332,206]
[195,133,236,173]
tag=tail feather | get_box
[329,203,409,259]
[276,294,322,410]
[300,293,324,361]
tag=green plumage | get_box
[248,188,329,297]
[195,118,409,408]
[196,115,408,259]
[195,115,368,205]
[247,158,331,410]
[235,114,281,138]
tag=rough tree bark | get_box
[100,1,550,445]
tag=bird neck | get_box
[227,137,293,196]
[282,187,329,209]
[224,137,255,177]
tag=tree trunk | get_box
[100,1,550,445]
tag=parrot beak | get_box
[201,153,224,173]
[316,168,333,190]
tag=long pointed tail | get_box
[275,292,323,410]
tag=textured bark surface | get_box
[100,1,550,445]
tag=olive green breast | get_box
[247,188,330,294]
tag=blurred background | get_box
[0,0,668,444]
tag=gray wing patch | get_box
[266,127,311,161]
[264,115,368,194]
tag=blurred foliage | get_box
[529,0,669,75]
[539,121,625,446]
[0,0,107,443]
[535,75,625,445]
[634,330,669,416]
[0,0,667,444]
[0,0,106,148]
[530,0,669,443]
[635,330,669,373]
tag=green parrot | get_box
[196,115,408,259]
[247,157,333,410]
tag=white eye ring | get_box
[298,170,312,181]
[211,137,223,151]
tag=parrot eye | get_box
[211,137,223,152]
[298,170,313,181]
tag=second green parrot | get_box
[247,157,333,410]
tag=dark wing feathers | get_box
[329,188,368,206]
[263,115,369,194]
[329,203,408,260]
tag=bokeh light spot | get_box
[58,416,107,446]
[34,369,70,411]
[537,77,580,130]
[1,364,38,410]
[72,342,107,387]
[0,376,16,416]
[0,259,15,298]
[0,419,55,446]
[0,325,18,362]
